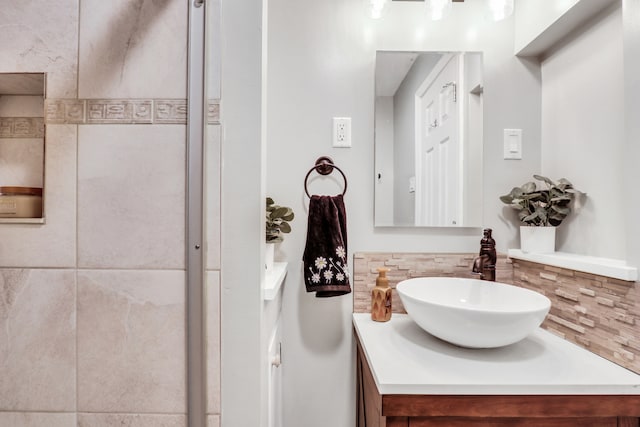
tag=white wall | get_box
[541,2,624,258]
[462,52,484,227]
[220,0,266,425]
[623,0,640,271]
[266,1,541,426]
[515,0,580,53]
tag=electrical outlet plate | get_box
[333,117,352,148]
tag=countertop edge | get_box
[353,313,640,396]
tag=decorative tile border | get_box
[207,102,220,124]
[352,252,512,314]
[45,99,85,124]
[155,100,188,124]
[45,99,220,125]
[87,99,153,124]
[0,117,44,138]
[512,259,640,374]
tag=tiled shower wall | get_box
[0,1,221,426]
[353,253,640,375]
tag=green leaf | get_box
[522,211,540,223]
[279,222,291,233]
[271,207,289,218]
[499,195,514,204]
[551,205,571,215]
[533,174,555,187]
[521,182,537,193]
[550,195,572,202]
[520,192,542,200]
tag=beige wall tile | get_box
[0,95,44,117]
[0,269,76,411]
[0,125,77,267]
[77,125,185,269]
[206,125,221,270]
[206,271,220,414]
[77,413,186,427]
[206,0,221,100]
[77,270,185,413]
[78,0,187,99]
[0,138,44,187]
[0,412,76,427]
[0,0,79,98]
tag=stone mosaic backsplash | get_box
[45,98,220,125]
[512,259,639,374]
[353,252,640,375]
[353,252,512,314]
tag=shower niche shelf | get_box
[0,72,46,224]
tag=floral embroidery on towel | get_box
[306,246,349,287]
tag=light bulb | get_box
[487,0,514,22]
[425,0,452,21]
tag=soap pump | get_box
[371,267,392,322]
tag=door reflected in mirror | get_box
[374,51,483,227]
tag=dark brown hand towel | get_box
[303,195,351,297]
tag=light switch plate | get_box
[503,128,522,160]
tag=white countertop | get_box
[353,313,640,395]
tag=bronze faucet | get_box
[472,228,497,281]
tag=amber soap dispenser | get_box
[371,267,392,322]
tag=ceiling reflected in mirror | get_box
[368,0,513,22]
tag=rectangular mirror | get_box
[0,73,45,222]
[374,51,483,227]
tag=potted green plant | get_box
[265,197,294,270]
[499,175,583,253]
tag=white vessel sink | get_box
[396,277,551,348]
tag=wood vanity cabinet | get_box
[357,343,640,427]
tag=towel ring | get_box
[304,156,348,198]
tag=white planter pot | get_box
[520,226,556,254]
[265,242,276,271]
